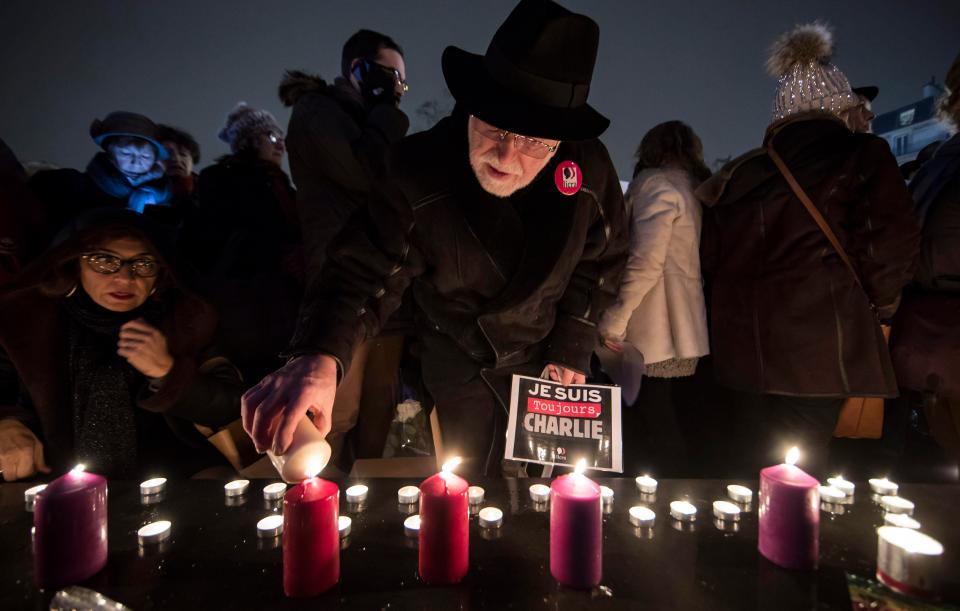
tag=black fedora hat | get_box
[442,0,609,142]
[852,86,878,102]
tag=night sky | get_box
[1,1,958,179]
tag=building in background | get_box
[874,78,954,164]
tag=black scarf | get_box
[63,288,160,478]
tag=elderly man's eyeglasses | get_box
[470,115,559,159]
[81,253,160,278]
[371,61,409,93]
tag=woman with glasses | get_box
[0,209,244,480]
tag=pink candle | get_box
[550,460,602,589]
[419,457,469,584]
[33,464,108,588]
[283,476,339,597]
[758,447,820,570]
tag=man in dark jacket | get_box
[244,0,628,475]
[697,23,920,475]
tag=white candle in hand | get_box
[267,415,332,483]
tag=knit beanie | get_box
[767,23,857,122]
[217,102,283,153]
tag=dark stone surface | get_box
[1,478,958,610]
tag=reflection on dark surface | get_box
[0,479,958,610]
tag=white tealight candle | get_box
[263,482,287,501]
[877,526,943,597]
[24,484,47,511]
[884,513,921,530]
[670,500,697,522]
[468,486,485,505]
[478,507,503,529]
[635,475,658,494]
[339,515,352,538]
[629,506,656,528]
[819,485,846,504]
[869,477,899,496]
[726,485,753,504]
[880,495,915,516]
[600,486,614,505]
[256,514,284,538]
[404,514,421,538]
[827,476,855,497]
[224,479,250,497]
[138,520,172,546]
[345,484,369,504]
[397,485,420,505]
[529,483,551,503]
[139,477,166,496]
[712,500,741,522]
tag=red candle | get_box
[758,447,820,570]
[283,476,339,597]
[419,457,469,584]
[550,460,602,589]
[33,464,108,588]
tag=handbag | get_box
[766,146,886,439]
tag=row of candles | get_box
[24,449,945,600]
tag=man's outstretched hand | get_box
[241,354,338,455]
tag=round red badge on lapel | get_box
[554,160,582,196]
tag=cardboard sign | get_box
[504,375,622,472]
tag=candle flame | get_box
[71,464,86,474]
[574,459,587,475]
[304,458,324,479]
[441,457,462,473]
[785,447,800,466]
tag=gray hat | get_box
[89,111,169,160]
[767,23,857,122]
[217,102,283,153]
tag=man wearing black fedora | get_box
[242,0,628,475]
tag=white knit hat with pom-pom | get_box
[767,22,857,122]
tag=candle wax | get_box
[418,470,469,584]
[550,471,602,589]
[283,477,339,597]
[758,462,819,570]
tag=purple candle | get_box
[550,460,602,589]
[758,447,820,570]
[33,464,108,588]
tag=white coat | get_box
[599,167,709,364]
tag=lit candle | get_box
[140,477,166,496]
[468,486,485,505]
[635,475,658,494]
[24,484,46,512]
[713,501,741,522]
[282,464,339,598]
[338,516,352,538]
[827,476,855,497]
[263,482,287,501]
[404,514,421,538]
[880,496,915,516]
[418,457,469,585]
[727,484,753,504]
[869,477,899,496]
[629,506,656,528]
[33,464,108,588]
[478,507,503,529]
[884,514,921,530]
[529,483,551,503]
[225,479,250,497]
[758,447,819,570]
[550,459,602,589]
[398,485,420,505]
[670,500,697,522]
[137,520,172,546]
[345,484,368,504]
[876,527,943,598]
[818,485,846,504]
[267,415,332,483]
[257,515,284,538]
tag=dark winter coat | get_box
[279,71,409,287]
[182,154,301,387]
[697,112,920,398]
[287,112,628,465]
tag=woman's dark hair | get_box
[633,121,712,184]
[157,124,201,164]
[341,29,404,78]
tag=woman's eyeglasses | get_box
[81,253,160,278]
